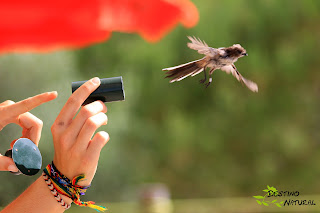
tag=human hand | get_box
[51,77,109,187]
[0,92,58,172]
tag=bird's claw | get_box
[199,79,206,84]
[205,82,211,88]
[205,77,212,88]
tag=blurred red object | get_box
[0,0,198,53]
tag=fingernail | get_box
[8,165,18,172]
[92,77,100,85]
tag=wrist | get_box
[59,193,73,205]
[43,162,107,212]
[42,172,71,210]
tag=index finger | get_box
[55,77,100,125]
[5,91,58,120]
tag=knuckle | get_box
[35,118,43,128]
[5,100,15,105]
[96,131,109,145]
[67,96,79,106]
[81,84,93,95]
[51,119,72,135]
[22,98,32,112]
[86,117,98,129]
[51,123,58,134]
[96,100,106,109]
[80,105,94,117]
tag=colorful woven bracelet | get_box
[43,162,107,212]
[50,163,89,196]
[42,172,71,210]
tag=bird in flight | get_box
[162,36,258,92]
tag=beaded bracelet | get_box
[43,162,107,212]
[42,172,71,209]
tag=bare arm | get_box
[1,177,67,213]
[0,91,60,212]
[1,77,109,212]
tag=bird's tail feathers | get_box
[162,58,206,83]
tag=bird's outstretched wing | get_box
[187,36,221,57]
[221,64,258,92]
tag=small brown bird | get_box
[163,36,258,92]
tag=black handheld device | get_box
[72,76,125,105]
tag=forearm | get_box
[1,176,71,213]
[1,78,109,213]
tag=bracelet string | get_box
[43,162,107,212]
[42,172,71,210]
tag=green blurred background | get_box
[0,0,320,212]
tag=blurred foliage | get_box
[0,0,320,211]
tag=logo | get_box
[253,185,316,207]
[253,185,283,207]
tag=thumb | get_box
[0,154,19,172]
